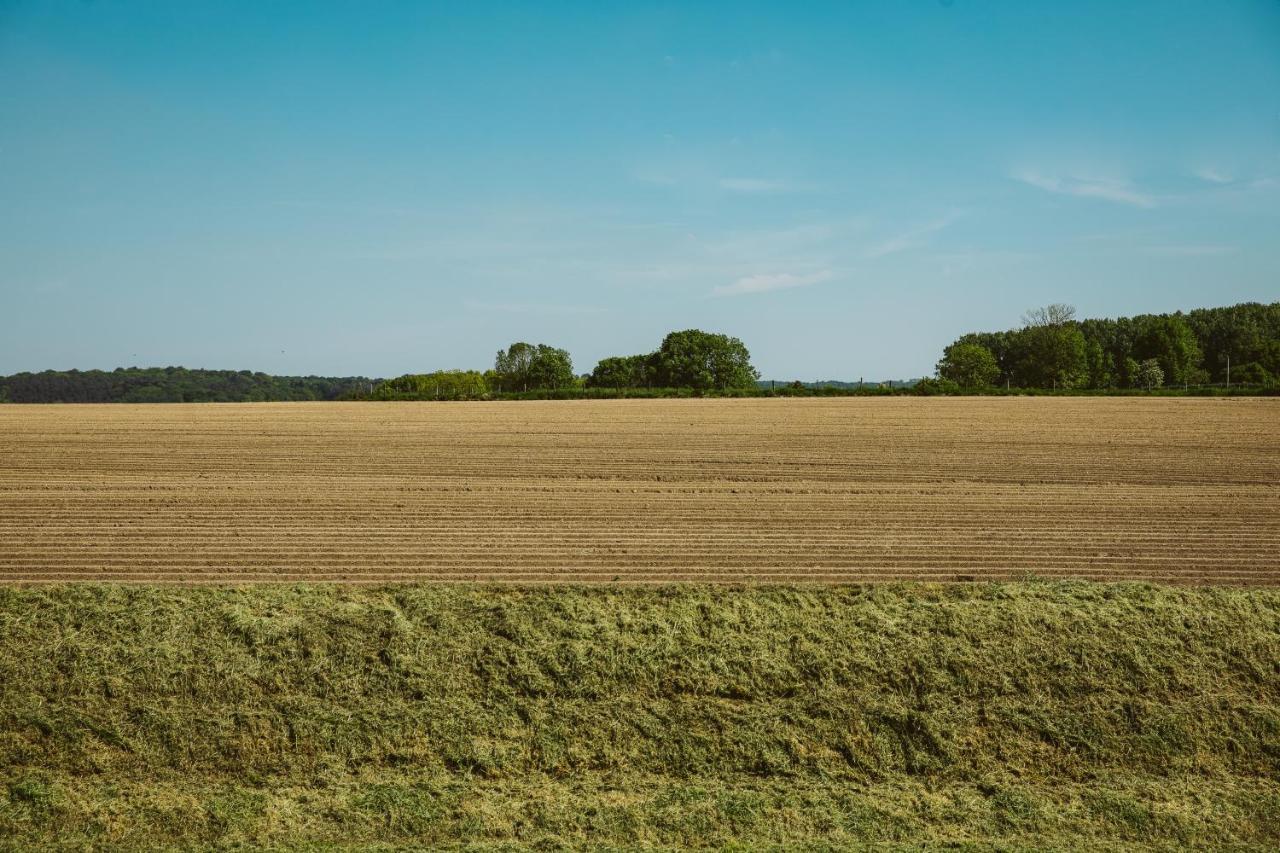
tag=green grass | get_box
[2,582,1278,849]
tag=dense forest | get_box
[936,302,1280,390]
[0,367,375,403]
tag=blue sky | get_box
[2,1,1278,379]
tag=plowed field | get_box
[2,398,1277,584]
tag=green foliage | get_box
[494,342,575,392]
[1124,356,1141,389]
[0,367,373,403]
[1185,302,1280,381]
[1013,313,1088,389]
[652,329,760,390]
[588,330,760,392]
[936,342,1000,388]
[372,370,489,400]
[587,354,656,389]
[943,301,1280,391]
[1,583,1278,847]
[1135,358,1164,390]
[913,376,962,395]
[1085,339,1114,388]
[1232,361,1276,385]
[1134,314,1202,385]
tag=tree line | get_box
[0,367,374,403]
[369,341,578,400]
[371,329,760,400]
[587,329,758,391]
[5,304,1277,403]
[935,302,1280,390]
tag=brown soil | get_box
[2,398,1277,584]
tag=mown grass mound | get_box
[2,582,1278,849]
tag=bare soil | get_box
[2,397,1277,584]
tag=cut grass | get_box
[1,582,1278,848]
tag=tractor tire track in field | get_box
[1,397,1277,584]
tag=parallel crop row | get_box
[2,398,1277,584]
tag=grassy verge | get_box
[2,583,1278,849]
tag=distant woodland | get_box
[935,301,1280,391]
[0,368,373,404]
[2,302,1277,403]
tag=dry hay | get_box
[1,397,1277,584]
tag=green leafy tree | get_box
[588,354,655,389]
[1123,356,1141,389]
[952,331,1016,386]
[1185,302,1279,381]
[494,342,536,391]
[372,370,489,400]
[525,345,575,390]
[1133,315,1202,386]
[1084,340,1115,389]
[1135,358,1164,390]
[0,368,372,403]
[494,342,574,391]
[652,330,759,390]
[936,342,999,388]
[1231,362,1274,385]
[1013,305,1087,389]
[1263,340,1280,379]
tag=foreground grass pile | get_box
[1,583,1278,848]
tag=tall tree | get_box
[1084,339,1115,389]
[936,342,1000,388]
[1022,303,1077,328]
[494,342,574,391]
[939,302,1279,390]
[587,354,655,389]
[652,330,759,390]
[1133,315,1203,386]
[1135,358,1164,390]
[525,345,575,390]
[1013,305,1087,389]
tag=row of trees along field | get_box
[0,367,374,403]
[6,305,1276,402]
[935,302,1280,390]
[371,330,760,400]
[587,329,759,391]
[370,342,576,400]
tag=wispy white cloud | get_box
[864,214,958,259]
[1012,171,1156,208]
[463,301,609,315]
[1194,168,1233,185]
[633,169,679,187]
[718,177,809,194]
[703,221,852,259]
[712,269,833,297]
[1140,244,1238,257]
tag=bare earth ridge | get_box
[1,398,1277,584]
